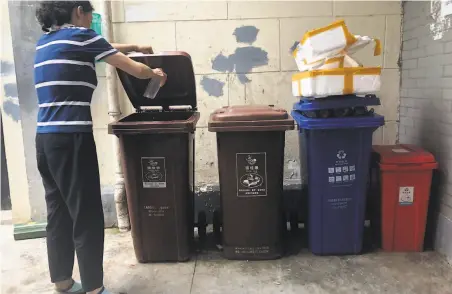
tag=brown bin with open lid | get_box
[208,105,294,260]
[108,52,199,262]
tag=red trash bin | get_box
[372,145,438,252]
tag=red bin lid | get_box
[372,144,436,165]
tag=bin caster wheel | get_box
[198,211,207,242]
[289,212,299,233]
[213,209,222,245]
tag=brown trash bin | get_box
[109,52,199,263]
[208,105,294,260]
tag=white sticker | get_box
[392,148,410,153]
[350,174,356,181]
[329,177,335,183]
[328,168,335,174]
[141,157,167,188]
[236,153,267,197]
[399,187,414,205]
[350,165,355,172]
[335,176,342,183]
[343,166,349,173]
[335,167,342,174]
[343,175,349,182]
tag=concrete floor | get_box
[2,212,452,294]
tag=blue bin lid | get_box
[291,110,385,130]
[294,95,380,112]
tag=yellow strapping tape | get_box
[338,57,345,68]
[343,72,354,94]
[374,39,382,56]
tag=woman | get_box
[34,2,166,294]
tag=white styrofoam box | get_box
[297,54,361,72]
[292,20,382,71]
[292,67,381,98]
[293,20,353,66]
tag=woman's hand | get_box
[152,68,167,86]
[135,45,154,54]
[104,52,167,82]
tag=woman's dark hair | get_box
[36,1,94,32]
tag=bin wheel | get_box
[213,209,222,245]
[198,211,207,241]
[289,212,299,232]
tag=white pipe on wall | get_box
[101,0,130,232]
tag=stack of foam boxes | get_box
[290,20,385,255]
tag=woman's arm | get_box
[111,43,153,54]
[104,52,166,85]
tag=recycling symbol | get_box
[337,150,347,160]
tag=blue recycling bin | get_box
[292,95,384,255]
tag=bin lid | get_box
[208,105,294,132]
[291,110,384,130]
[117,51,196,111]
[293,95,381,112]
[372,144,436,165]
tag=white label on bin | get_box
[141,157,167,188]
[328,197,353,210]
[399,187,414,205]
[144,205,170,217]
[234,246,270,255]
[236,153,267,197]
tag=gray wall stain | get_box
[233,26,259,44]
[3,83,20,121]
[211,26,269,84]
[3,101,21,122]
[0,61,15,77]
[211,53,234,72]
[200,76,225,97]
[3,83,18,98]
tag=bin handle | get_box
[379,162,438,171]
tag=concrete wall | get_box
[107,0,402,191]
[1,1,402,225]
[399,0,452,261]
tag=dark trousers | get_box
[36,133,104,292]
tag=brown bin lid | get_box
[117,51,196,111]
[108,111,200,135]
[208,105,294,132]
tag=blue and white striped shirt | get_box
[34,26,118,133]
